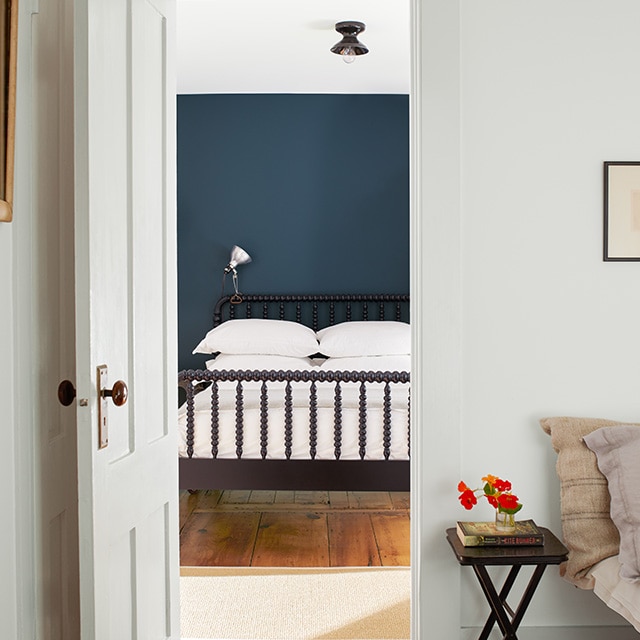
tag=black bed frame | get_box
[178,293,410,491]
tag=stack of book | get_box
[456,519,544,547]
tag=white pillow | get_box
[584,425,640,583]
[205,354,317,372]
[319,355,410,372]
[192,319,319,357]
[316,321,410,358]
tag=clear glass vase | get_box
[495,509,516,532]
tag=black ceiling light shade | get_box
[330,21,368,64]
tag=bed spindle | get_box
[309,380,318,459]
[395,301,402,322]
[345,301,352,322]
[383,382,392,460]
[333,381,343,459]
[295,302,301,324]
[312,302,319,332]
[259,381,269,459]
[358,381,368,460]
[185,381,195,458]
[235,381,244,458]
[284,381,293,459]
[362,302,369,321]
[378,301,385,320]
[210,381,220,458]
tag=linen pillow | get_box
[192,319,319,357]
[583,425,640,583]
[205,354,317,372]
[316,321,410,358]
[540,416,640,589]
[319,354,410,372]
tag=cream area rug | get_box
[180,566,410,640]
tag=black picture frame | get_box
[604,161,640,262]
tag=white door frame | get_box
[410,0,461,638]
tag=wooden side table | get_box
[446,527,568,640]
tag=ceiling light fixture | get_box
[330,21,368,64]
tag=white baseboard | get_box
[462,626,637,640]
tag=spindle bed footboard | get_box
[177,293,410,491]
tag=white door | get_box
[74,0,179,638]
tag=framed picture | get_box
[0,0,18,223]
[604,161,640,261]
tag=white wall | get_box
[458,0,640,629]
[0,1,40,637]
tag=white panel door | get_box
[74,0,178,638]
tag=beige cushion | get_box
[540,417,640,589]
[584,426,640,583]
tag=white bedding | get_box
[178,357,410,461]
[590,555,640,632]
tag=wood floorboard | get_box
[328,512,381,567]
[371,512,411,566]
[252,512,329,567]
[180,511,260,566]
[179,490,410,568]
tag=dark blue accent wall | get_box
[178,94,409,371]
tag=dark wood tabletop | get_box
[446,527,568,566]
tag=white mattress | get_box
[178,379,410,461]
[590,555,640,632]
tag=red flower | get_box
[457,474,523,516]
[497,493,519,511]
[459,489,478,510]
[493,478,512,492]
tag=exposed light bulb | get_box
[341,47,356,64]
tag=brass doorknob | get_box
[102,380,128,406]
[57,380,77,406]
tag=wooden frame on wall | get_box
[0,0,17,223]
[604,161,640,261]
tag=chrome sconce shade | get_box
[330,21,368,64]
[222,245,252,302]
[224,245,252,274]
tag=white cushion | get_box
[316,321,410,357]
[192,319,319,357]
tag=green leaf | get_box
[483,482,496,495]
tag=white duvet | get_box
[178,355,410,461]
[590,555,640,632]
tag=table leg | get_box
[473,564,549,640]
[474,565,519,639]
[476,565,521,640]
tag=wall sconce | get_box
[222,245,252,302]
[330,21,369,64]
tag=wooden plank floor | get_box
[180,490,410,567]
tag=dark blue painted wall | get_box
[178,94,409,371]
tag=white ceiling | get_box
[176,0,411,95]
